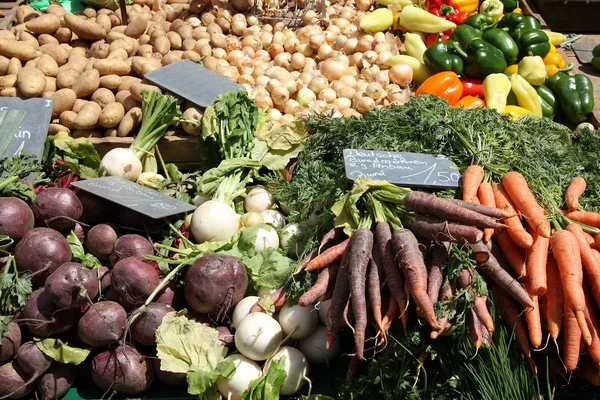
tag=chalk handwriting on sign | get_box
[71,176,196,219]
[0,97,53,159]
[343,149,460,189]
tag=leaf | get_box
[0,256,31,314]
[244,249,295,291]
[255,119,308,151]
[241,356,287,400]
[34,338,91,365]
[0,315,11,341]
[257,293,275,316]
[187,360,235,396]
[66,231,100,268]
[251,138,303,171]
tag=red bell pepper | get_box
[428,0,471,24]
[426,30,454,47]
[460,78,485,98]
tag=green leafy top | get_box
[67,231,101,269]
[0,152,40,202]
[0,253,32,317]
[34,338,91,365]
[241,355,287,400]
[43,134,102,179]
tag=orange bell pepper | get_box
[416,71,463,106]
[454,96,485,109]
[543,51,572,78]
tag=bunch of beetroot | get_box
[0,186,249,399]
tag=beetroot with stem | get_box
[151,358,186,386]
[0,197,34,241]
[33,188,83,231]
[77,301,127,347]
[94,266,111,293]
[16,341,53,377]
[21,288,79,337]
[109,234,154,266]
[0,321,21,362]
[111,257,161,310]
[38,363,77,400]
[14,228,72,283]
[90,345,155,396]
[131,302,175,347]
[156,279,185,310]
[0,361,32,399]
[44,262,99,309]
[86,224,119,261]
[184,255,248,320]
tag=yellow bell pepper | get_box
[483,73,511,114]
[503,105,534,121]
[513,7,522,13]
[505,64,518,74]
[360,8,394,33]
[510,73,543,117]
[543,52,564,77]
[454,0,479,13]
[404,32,427,64]
[479,0,504,20]
[542,30,567,46]
[387,54,432,83]
[518,55,546,85]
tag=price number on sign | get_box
[150,202,177,211]
[436,171,460,183]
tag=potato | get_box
[166,31,182,49]
[0,56,8,75]
[182,50,201,62]
[136,44,153,57]
[72,99,87,113]
[125,17,148,38]
[0,87,18,97]
[182,106,202,135]
[24,58,39,69]
[0,31,14,40]
[39,44,68,66]
[83,59,96,71]
[18,31,39,48]
[182,38,196,51]
[83,7,97,18]
[104,128,118,137]
[131,56,160,76]
[106,31,127,43]
[64,13,106,41]
[99,102,125,128]
[177,24,193,40]
[55,27,73,44]
[37,34,59,46]
[118,76,142,92]
[109,39,132,56]
[0,74,17,89]
[129,82,162,102]
[109,14,121,27]
[56,69,79,89]
[45,76,57,93]
[37,54,59,77]
[91,88,115,108]
[25,14,61,34]
[73,102,102,129]
[99,74,121,90]
[162,51,182,66]
[7,58,21,75]
[52,88,77,118]
[72,69,100,97]
[138,34,151,46]
[118,92,141,112]
[117,107,142,137]
[68,50,88,64]
[46,3,67,17]
[17,67,46,97]
[16,5,35,25]
[89,41,110,59]
[108,48,129,60]
[96,14,112,33]
[93,59,131,76]
[59,110,77,129]
[153,36,171,55]
[48,123,70,135]
[0,39,37,61]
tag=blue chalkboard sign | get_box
[343,149,461,189]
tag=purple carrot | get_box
[368,251,385,338]
[406,214,484,244]
[326,246,351,349]
[299,264,339,306]
[447,198,515,219]
[427,242,448,304]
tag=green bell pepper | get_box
[423,41,464,75]
[450,25,482,48]
[500,0,517,12]
[546,73,595,123]
[498,13,541,32]
[482,28,519,64]
[593,44,600,72]
[535,84,556,118]
[512,28,551,59]
[462,14,497,31]
[453,38,507,79]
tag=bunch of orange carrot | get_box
[463,164,600,383]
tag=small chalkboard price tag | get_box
[0,97,54,159]
[71,177,196,219]
[343,149,461,189]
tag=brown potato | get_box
[182,38,196,51]
[136,44,153,57]
[83,58,96,71]
[99,74,122,90]
[73,102,102,129]
[181,106,203,135]
[106,31,127,43]
[44,76,57,93]
[138,34,151,46]
[37,34,59,46]
[0,74,17,89]
[118,76,142,92]
[16,5,35,25]
[117,106,142,137]
[125,17,148,38]
[48,123,70,135]
[82,7,97,18]
[55,27,73,44]
[131,56,161,76]
[153,36,171,55]
[93,59,131,76]
[64,13,106,41]
[162,51,182,66]
[17,67,46,97]
[104,128,118,137]
[52,88,77,118]
[37,54,59,77]
[72,69,100,98]
[0,39,37,61]
[68,50,88,64]
[6,58,21,75]
[0,56,8,75]
[96,14,112,33]
[108,39,132,56]
[99,102,125,128]
[0,31,14,40]
[109,14,121,27]
[166,31,182,49]
[177,24,193,40]
[107,48,129,60]
[25,14,61,34]
[59,110,78,129]
[129,82,162,102]
[0,87,18,97]
[88,41,110,59]
[46,3,67,17]
[91,88,115,108]
[56,69,79,89]
[182,50,201,62]
[39,43,69,65]
[72,99,87,113]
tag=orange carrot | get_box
[468,309,483,351]
[523,279,542,348]
[462,165,485,203]
[564,210,600,229]
[494,230,527,277]
[584,290,600,365]
[493,184,534,249]
[502,172,551,238]
[567,224,600,310]
[545,256,563,341]
[304,238,350,272]
[583,230,596,249]
[526,233,549,295]
[564,306,582,372]
[551,229,592,345]
[382,293,399,332]
[565,177,586,211]
[478,182,496,243]
[595,233,600,251]
[298,264,338,306]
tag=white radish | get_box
[317,299,331,325]
[253,224,280,252]
[100,148,142,182]
[279,223,304,256]
[244,186,274,213]
[232,296,260,329]
[265,346,311,396]
[190,200,240,243]
[261,209,285,229]
[216,354,262,400]
[299,325,340,364]
[278,304,318,340]
[235,312,282,361]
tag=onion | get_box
[296,87,316,107]
[373,70,390,86]
[338,85,356,100]
[267,108,282,121]
[227,49,245,64]
[203,56,219,71]
[363,50,378,64]
[333,35,348,50]
[303,10,317,25]
[350,52,364,68]
[231,20,247,36]
[271,86,290,106]
[339,75,357,87]
[267,79,282,93]
[198,44,212,57]
[362,64,380,81]
[268,43,284,58]
[356,0,372,10]
[299,71,314,85]
[260,32,273,48]
[308,75,328,94]
[365,82,383,100]
[304,57,317,71]
[242,46,256,58]
[296,43,313,57]
[318,87,337,103]
[389,64,413,87]
[242,35,262,51]
[284,38,300,53]
[213,47,227,59]
[334,97,351,110]
[356,36,373,52]
[343,37,358,54]
[255,75,269,86]
[255,95,273,109]
[320,59,347,81]
[318,43,333,60]
[222,67,240,82]
[341,108,362,118]
[330,80,345,93]
[239,74,254,85]
[248,16,259,26]
[356,96,375,114]
[374,42,392,53]
[284,100,302,115]
[274,52,291,68]
[273,31,286,44]
[309,33,325,50]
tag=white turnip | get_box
[190,200,240,243]
[111,257,161,310]
[86,224,119,261]
[241,212,264,227]
[0,361,32,399]
[77,301,127,347]
[265,346,310,396]
[244,186,274,213]
[252,224,280,252]
[131,303,175,347]
[0,321,21,362]
[14,228,72,283]
[298,325,340,364]
[216,354,262,400]
[232,296,260,329]
[100,148,143,182]
[90,345,154,396]
[234,312,282,361]
[38,363,77,400]
[44,262,99,309]
[260,209,285,229]
[317,299,331,325]
[278,304,318,340]
[33,188,83,231]
[21,288,79,337]
[184,255,248,319]
[109,234,154,266]
[0,197,34,241]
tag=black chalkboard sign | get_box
[343,149,461,189]
[71,177,196,219]
[0,97,54,159]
